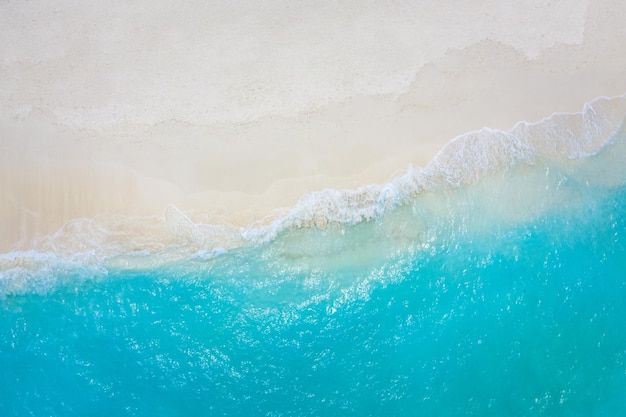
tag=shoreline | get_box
[2,0,626,253]
[3,91,625,257]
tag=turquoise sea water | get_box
[2,96,626,416]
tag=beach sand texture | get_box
[2,0,626,252]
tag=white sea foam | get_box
[243,94,626,244]
[1,94,625,283]
[0,250,107,298]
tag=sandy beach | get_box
[2,0,626,253]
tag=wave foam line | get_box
[243,94,626,242]
[1,94,625,272]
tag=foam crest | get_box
[509,94,626,159]
[1,94,625,279]
[420,129,536,188]
[0,250,107,298]
[244,94,626,244]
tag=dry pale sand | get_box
[1,0,626,253]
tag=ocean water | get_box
[2,95,626,416]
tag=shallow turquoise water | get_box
[2,97,626,416]
[2,163,626,416]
